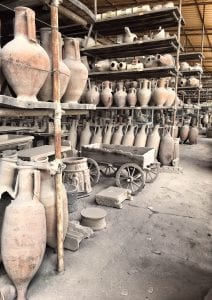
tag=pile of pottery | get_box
[94,53,175,72]
[0,153,69,299]
[178,76,201,88]
[179,124,199,144]
[96,1,175,20]
[1,6,88,103]
[83,78,179,108]
[180,62,203,73]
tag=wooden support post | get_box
[51,0,64,273]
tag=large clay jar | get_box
[1,7,50,101]
[157,54,175,67]
[127,87,137,106]
[179,124,189,143]
[85,81,100,105]
[122,125,137,146]
[114,82,127,107]
[34,157,68,249]
[188,126,198,144]
[80,121,91,147]
[158,130,174,166]
[146,125,161,157]
[100,81,113,107]
[0,150,17,199]
[1,166,46,300]
[103,123,113,144]
[91,126,103,144]
[63,38,88,103]
[67,119,78,149]
[165,83,176,107]
[123,27,137,43]
[152,78,168,107]
[137,79,151,107]
[111,124,124,145]
[38,28,70,101]
[134,125,147,147]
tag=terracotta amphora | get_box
[146,124,161,157]
[134,124,147,147]
[63,38,88,103]
[173,138,180,160]
[165,84,176,107]
[91,126,103,144]
[38,28,70,101]
[85,80,100,105]
[100,81,113,107]
[67,119,78,149]
[137,79,151,107]
[158,129,174,166]
[1,7,50,101]
[111,124,124,145]
[188,126,198,144]
[152,78,168,107]
[80,121,91,147]
[203,114,209,126]
[122,125,137,146]
[123,27,137,43]
[157,54,175,67]
[127,87,137,106]
[1,166,46,300]
[179,124,189,143]
[114,82,127,107]
[0,150,17,199]
[103,123,113,144]
[34,157,68,249]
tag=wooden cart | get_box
[81,143,159,195]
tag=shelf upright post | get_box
[51,0,64,273]
[173,0,182,134]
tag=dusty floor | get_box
[2,136,212,300]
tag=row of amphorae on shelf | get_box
[66,120,198,165]
[82,78,182,108]
[0,6,88,103]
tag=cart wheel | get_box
[145,162,160,183]
[116,163,145,195]
[100,163,117,177]
[87,158,100,186]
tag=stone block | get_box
[67,220,94,238]
[95,186,132,209]
[64,231,84,251]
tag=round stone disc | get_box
[81,207,107,220]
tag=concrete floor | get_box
[3,137,212,300]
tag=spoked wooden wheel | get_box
[87,158,100,186]
[145,162,160,183]
[116,163,145,195]
[100,163,117,177]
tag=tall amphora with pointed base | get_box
[1,166,46,300]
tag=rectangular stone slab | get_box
[96,186,132,209]
[17,145,71,160]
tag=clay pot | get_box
[1,166,46,300]
[94,59,110,71]
[180,62,190,71]
[123,27,137,43]
[127,87,137,106]
[118,61,127,70]
[114,82,127,107]
[80,121,91,147]
[63,38,88,103]
[152,78,168,107]
[134,125,147,147]
[203,114,209,126]
[137,79,151,107]
[165,84,176,107]
[0,150,17,199]
[103,124,113,144]
[179,78,187,87]
[0,275,16,300]
[179,124,189,143]
[122,125,137,146]
[188,126,198,144]
[91,126,103,144]
[146,125,161,157]
[67,119,78,149]
[34,157,68,249]
[188,76,200,87]
[100,81,113,107]
[173,138,180,160]
[157,54,175,67]
[144,55,158,68]
[158,129,174,166]
[111,124,124,145]
[38,28,70,101]
[85,81,100,105]
[154,27,165,39]
[110,61,119,71]
[1,7,50,101]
